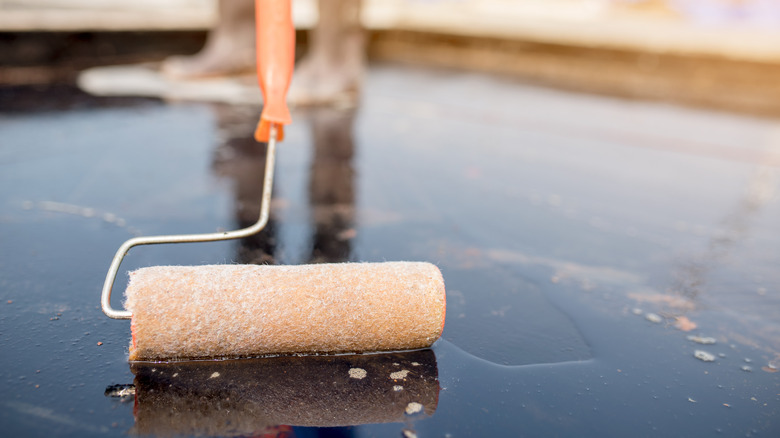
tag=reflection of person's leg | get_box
[162,0,256,79]
[308,107,357,263]
[290,0,365,106]
[210,104,277,265]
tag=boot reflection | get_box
[210,103,277,264]
[128,349,438,436]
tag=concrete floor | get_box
[1,63,779,436]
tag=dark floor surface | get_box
[1,64,779,437]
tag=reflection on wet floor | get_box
[125,350,437,436]
[306,108,357,264]
[209,105,358,266]
[210,103,278,265]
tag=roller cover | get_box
[124,262,446,361]
[130,349,438,435]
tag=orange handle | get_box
[254,0,295,142]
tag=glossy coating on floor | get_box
[1,66,779,437]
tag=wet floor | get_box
[1,65,779,437]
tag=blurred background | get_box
[2,0,780,115]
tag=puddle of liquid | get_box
[1,64,779,436]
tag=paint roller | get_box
[114,350,438,436]
[100,0,446,361]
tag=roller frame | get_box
[100,126,279,319]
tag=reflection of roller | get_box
[128,349,438,436]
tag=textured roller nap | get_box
[130,349,438,435]
[124,261,446,361]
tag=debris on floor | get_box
[694,350,716,362]
[687,335,717,345]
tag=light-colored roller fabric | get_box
[125,262,446,361]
